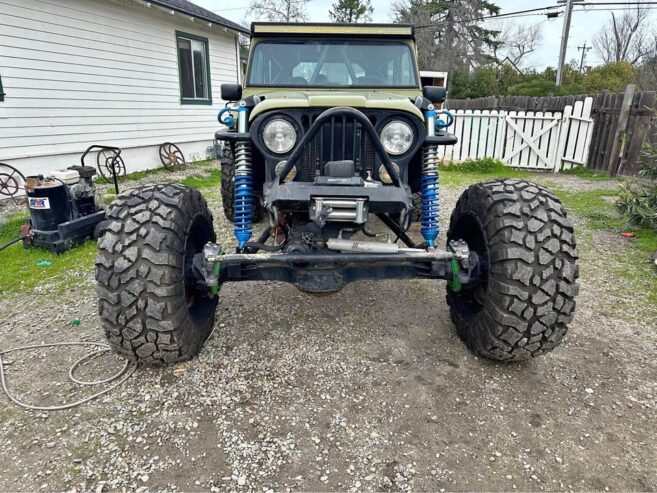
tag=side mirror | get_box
[221,83,242,101]
[423,86,447,104]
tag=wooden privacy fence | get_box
[447,87,657,176]
[586,86,656,177]
[447,94,593,112]
[437,97,594,172]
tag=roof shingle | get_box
[148,0,249,35]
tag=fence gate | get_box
[438,97,594,172]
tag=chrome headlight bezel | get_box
[274,160,297,182]
[380,120,414,156]
[262,118,297,154]
[378,163,401,185]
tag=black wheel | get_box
[447,179,579,361]
[96,184,218,365]
[96,150,126,180]
[159,142,186,169]
[220,143,263,223]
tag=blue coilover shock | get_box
[421,109,440,248]
[233,105,253,250]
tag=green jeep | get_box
[95,23,579,365]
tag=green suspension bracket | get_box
[211,262,222,295]
[449,258,462,293]
[448,239,471,293]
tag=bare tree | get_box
[593,2,653,65]
[491,21,543,69]
[248,0,309,22]
[637,31,657,88]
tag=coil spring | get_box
[421,144,440,248]
[233,141,253,250]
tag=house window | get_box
[176,31,212,105]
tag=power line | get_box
[415,5,560,29]
[215,1,657,23]
[579,1,657,4]
[574,6,657,10]
[415,6,657,29]
[407,0,657,30]
[211,7,250,12]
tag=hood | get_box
[247,90,424,120]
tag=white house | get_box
[0,0,247,177]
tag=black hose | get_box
[376,213,420,249]
[243,226,288,252]
[243,241,284,252]
[0,236,27,252]
[360,224,380,238]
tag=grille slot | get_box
[299,112,376,182]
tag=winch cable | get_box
[0,235,28,252]
[0,342,137,411]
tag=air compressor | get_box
[22,165,106,253]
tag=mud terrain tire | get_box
[96,184,218,365]
[221,144,263,223]
[411,192,422,222]
[447,179,579,361]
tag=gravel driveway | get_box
[1,166,656,492]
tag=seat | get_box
[356,76,385,86]
[312,74,330,85]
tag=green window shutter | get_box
[175,31,212,106]
[0,74,5,102]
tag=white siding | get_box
[9,140,214,180]
[0,0,240,175]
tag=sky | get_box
[194,0,657,70]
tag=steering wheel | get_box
[435,110,455,130]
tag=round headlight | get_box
[262,119,297,154]
[274,160,297,182]
[380,121,413,155]
[378,163,401,185]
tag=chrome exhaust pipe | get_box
[327,238,424,254]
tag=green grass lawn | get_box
[181,168,221,190]
[560,165,613,182]
[442,160,657,309]
[0,213,97,296]
[440,158,532,188]
[442,160,655,253]
[94,159,214,185]
[553,187,657,308]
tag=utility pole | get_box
[578,41,592,73]
[556,0,575,86]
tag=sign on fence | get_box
[439,97,595,172]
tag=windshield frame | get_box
[245,38,421,90]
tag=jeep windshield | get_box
[247,39,418,88]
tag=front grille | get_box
[298,113,377,182]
